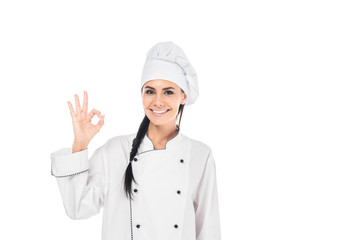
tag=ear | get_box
[181,92,187,105]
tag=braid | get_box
[123,115,150,200]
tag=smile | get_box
[151,109,170,116]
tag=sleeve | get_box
[50,144,108,220]
[193,149,222,240]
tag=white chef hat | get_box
[140,41,199,106]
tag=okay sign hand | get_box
[67,90,105,149]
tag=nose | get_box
[153,92,165,107]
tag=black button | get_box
[136,224,140,228]
[180,159,184,163]
[174,224,178,228]
[134,189,138,192]
[177,190,181,194]
[134,158,138,162]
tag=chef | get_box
[50,41,222,240]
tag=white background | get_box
[0,0,359,239]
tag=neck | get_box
[147,123,179,145]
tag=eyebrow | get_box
[144,86,175,90]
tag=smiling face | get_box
[141,79,187,129]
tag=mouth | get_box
[150,109,170,116]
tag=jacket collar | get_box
[136,129,183,155]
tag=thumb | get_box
[95,114,105,130]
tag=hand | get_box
[67,90,105,148]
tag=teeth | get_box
[152,109,168,113]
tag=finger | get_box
[88,108,101,119]
[67,101,75,118]
[82,90,88,113]
[75,94,81,114]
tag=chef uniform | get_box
[50,41,222,240]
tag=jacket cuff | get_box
[50,148,89,177]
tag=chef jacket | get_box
[50,130,221,240]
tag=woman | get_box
[50,41,221,240]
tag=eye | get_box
[165,91,174,95]
[145,90,154,94]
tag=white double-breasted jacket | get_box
[50,130,221,240]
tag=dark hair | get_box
[122,89,186,200]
